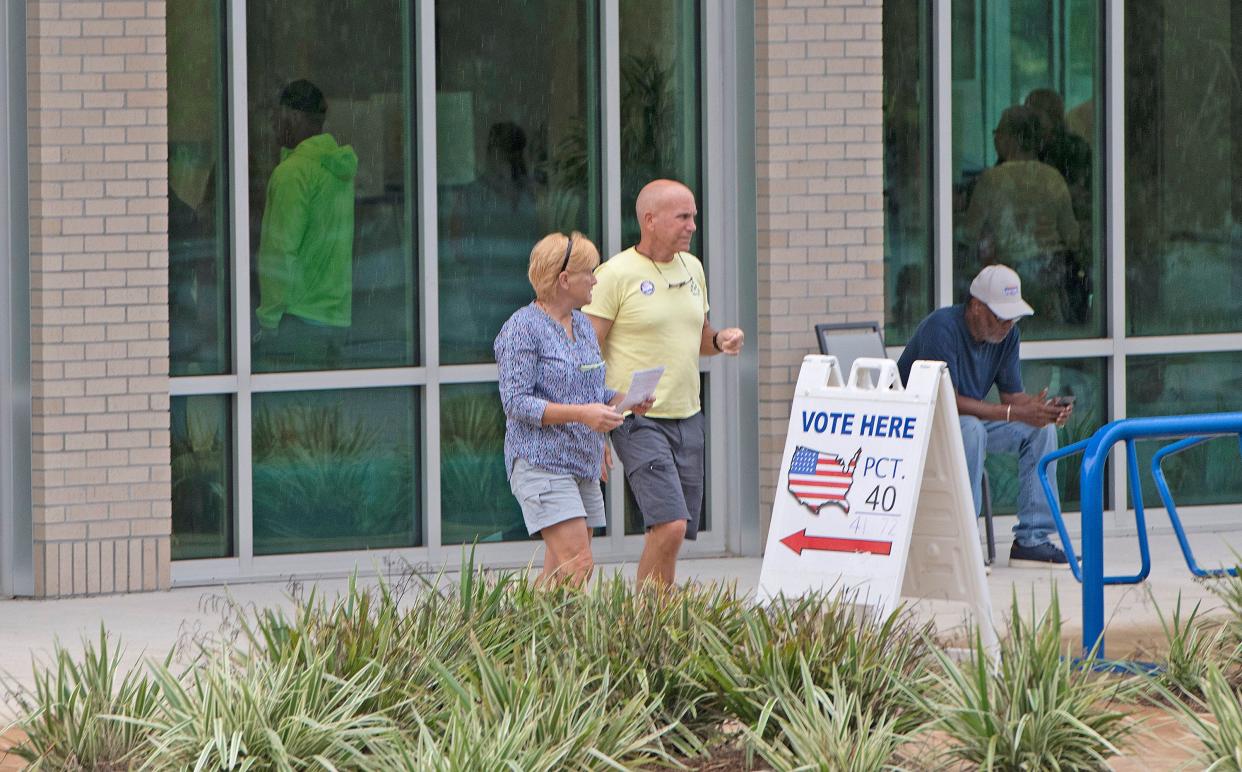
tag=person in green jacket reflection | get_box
[255,79,359,371]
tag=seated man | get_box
[898,264,1073,567]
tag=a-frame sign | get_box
[758,356,996,652]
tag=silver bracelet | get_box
[1005,404,1012,421]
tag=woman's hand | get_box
[630,397,656,415]
[601,441,613,482]
[578,403,624,433]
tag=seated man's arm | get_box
[999,390,1070,427]
[956,394,1009,422]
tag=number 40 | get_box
[865,485,897,512]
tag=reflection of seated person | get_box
[1026,89,1093,322]
[958,106,1079,323]
[1066,97,1093,148]
[898,265,1074,568]
[255,79,359,370]
[1025,89,1092,222]
[443,122,540,358]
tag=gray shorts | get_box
[509,458,606,536]
[609,412,704,540]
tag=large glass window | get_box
[167,1,724,571]
[168,0,230,376]
[171,395,233,560]
[436,1,601,364]
[247,1,417,373]
[440,383,527,544]
[1128,353,1242,508]
[883,0,933,344]
[619,0,702,251]
[1126,1,1242,335]
[951,0,1101,340]
[252,388,420,555]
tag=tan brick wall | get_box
[754,0,885,536]
[26,0,170,596]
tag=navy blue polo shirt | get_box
[897,304,1022,399]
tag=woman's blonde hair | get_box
[528,231,600,301]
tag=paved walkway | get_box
[1,528,1240,698]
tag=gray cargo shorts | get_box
[609,412,705,540]
[509,458,607,536]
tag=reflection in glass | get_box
[1128,353,1242,508]
[168,0,230,376]
[171,395,233,560]
[252,388,419,555]
[984,357,1106,516]
[248,1,416,373]
[951,0,1100,340]
[440,383,528,544]
[619,0,702,251]
[436,1,601,364]
[1126,1,1242,335]
[883,0,933,344]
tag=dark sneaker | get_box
[1008,541,1071,568]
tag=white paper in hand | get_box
[617,367,664,412]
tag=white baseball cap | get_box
[969,264,1034,320]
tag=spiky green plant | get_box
[743,658,909,772]
[1149,593,1240,701]
[534,573,748,741]
[133,644,398,770]
[376,642,673,771]
[918,592,1133,770]
[6,629,163,771]
[1166,664,1242,771]
[1208,561,1242,656]
[695,592,935,737]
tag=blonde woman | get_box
[495,232,650,586]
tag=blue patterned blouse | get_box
[495,303,617,480]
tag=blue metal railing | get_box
[1035,412,1242,657]
[1151,436,1242,578]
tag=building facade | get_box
[0,0,1239,597]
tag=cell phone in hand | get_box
[1053,395,1076,407]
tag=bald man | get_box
[584,180,745,586]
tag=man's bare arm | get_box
[586,313,613,347]
[956,389,1067,427]
[699,318,745,356]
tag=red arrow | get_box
[780,529,892,556]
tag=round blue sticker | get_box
[640,280,655,295]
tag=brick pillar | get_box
[754,0,886,538]
[26,0,170,596]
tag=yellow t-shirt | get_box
[583,247,709,419]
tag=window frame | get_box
[169,0,755,585]
[893,0,1242,531]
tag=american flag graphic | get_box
[786,446,861,515]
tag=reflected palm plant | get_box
[439,391,525,543]
[548,48,681,234]
[170,401,228,560]
[619,50,677,189]
[252,404,414,552]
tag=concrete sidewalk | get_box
[2,528,1240,697]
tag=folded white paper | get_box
[617,367,664,412]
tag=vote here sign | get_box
[758,356,938,614]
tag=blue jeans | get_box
[959,416,1060,548]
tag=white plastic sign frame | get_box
[758,355,996,651]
